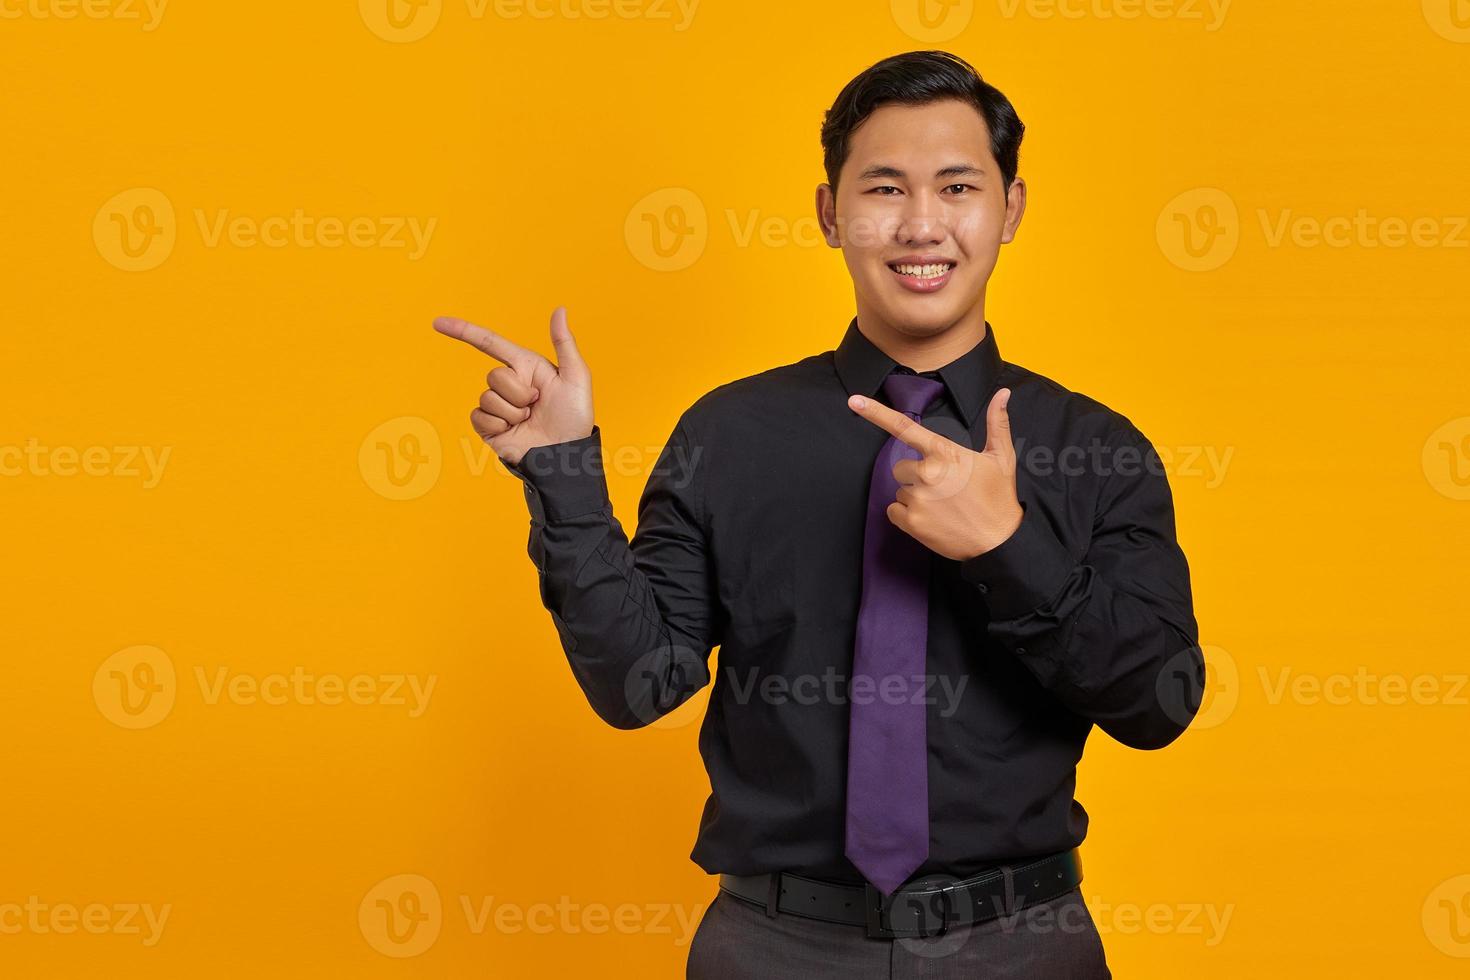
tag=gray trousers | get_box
[686,884,1111,979]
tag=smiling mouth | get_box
[887,261,956,280]
[886,260,956,293]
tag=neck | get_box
[854,302,988,373]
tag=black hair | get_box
[820,50,1025,193]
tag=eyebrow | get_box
[856,164,987,181]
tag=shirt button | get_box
[976,583,989,594]
[1016,647,1028,656]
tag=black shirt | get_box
[499,317,1203,884]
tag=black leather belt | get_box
[718,848,1083,940]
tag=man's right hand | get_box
[432,306,595,467]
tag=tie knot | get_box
[880,372,946,418]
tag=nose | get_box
[895,192,945,248]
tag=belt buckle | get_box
[862,882,952,940]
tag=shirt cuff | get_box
[958,501,1077,620]
[498,425,610,523]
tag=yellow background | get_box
[3,0,1469,975]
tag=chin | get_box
[877,288,973,330]
[880,305,960,336]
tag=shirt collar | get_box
[833,315,1003,429]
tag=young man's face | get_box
[817,98,1026,339]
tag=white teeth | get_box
[893,263,952,278]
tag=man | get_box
[434,50,1203,979]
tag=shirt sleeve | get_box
[499,418,718,730]
[958,422,1204,749]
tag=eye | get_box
[867,185,902,196]
[943,184,975,195]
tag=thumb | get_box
[549,305,590,385]
[983,387,1014,457]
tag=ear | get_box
[1000,176,1027,245]
[815,183,841,248]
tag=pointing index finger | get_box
[433,315,541,372]
[847,393,944,455]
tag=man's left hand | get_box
[847,387,1023,561]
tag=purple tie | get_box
[845,371,946,897]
